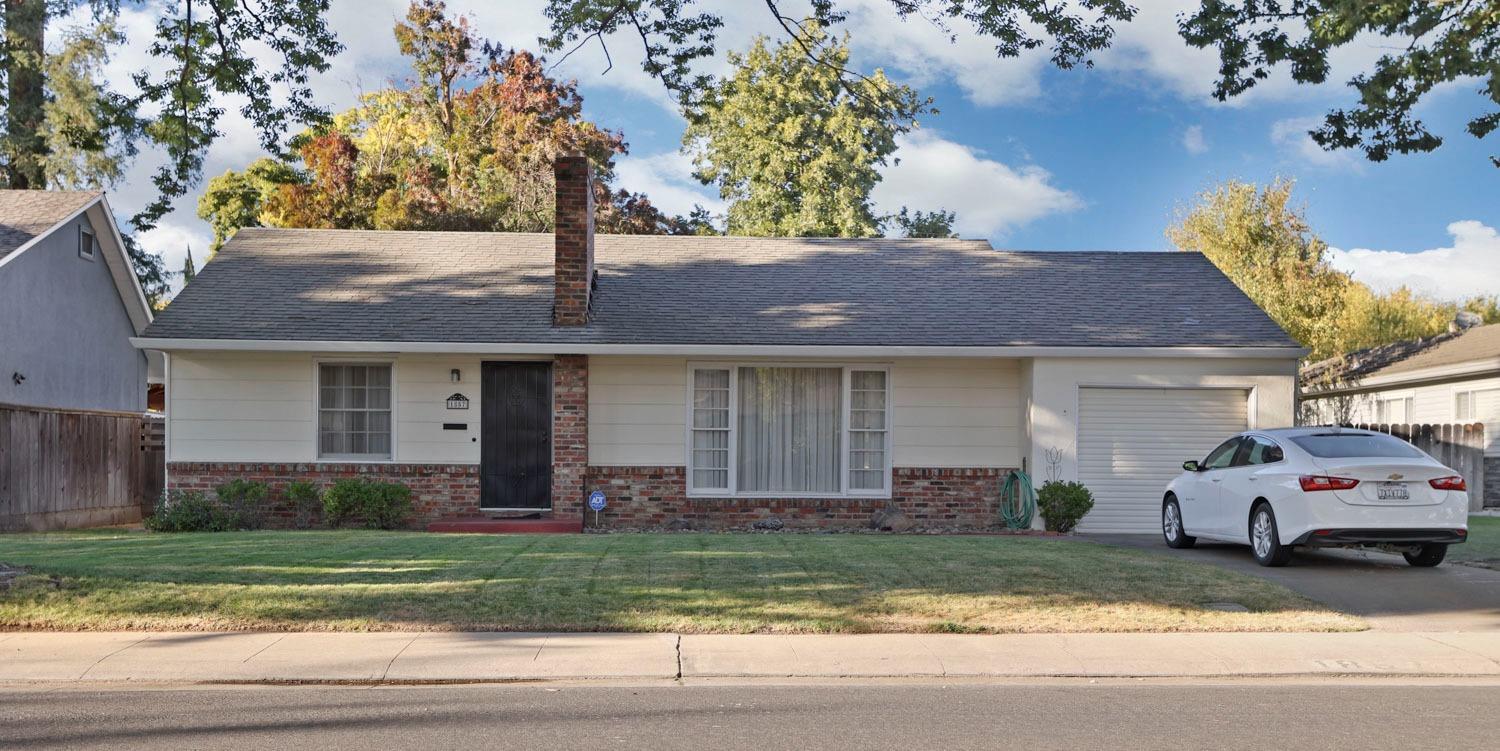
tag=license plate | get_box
[1376,482,1410,501]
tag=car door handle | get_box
[1248,476,1258,482]
[1210,478,1222,483]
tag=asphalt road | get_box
[4,682,1496,750]
[1088,534,1500,631]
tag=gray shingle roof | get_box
[0,190,100,261]
[1300,322,1498,387]
[142,227,1298,349]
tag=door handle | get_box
[1248,477,1258,482]
[1211,478,1222,483]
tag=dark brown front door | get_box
[480,362,552,510]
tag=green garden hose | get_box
[1000,470,1037,530]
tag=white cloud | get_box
[873,130,1081,239]
[1270,116,1363,171]
[1328,221,1500,300]
[612,152,724,217]
[1182,125,1207,154]
[134,220,212,295]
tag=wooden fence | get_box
[0,402,165,531]
[1343,423,1489,510]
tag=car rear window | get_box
[1290,433,1425,459]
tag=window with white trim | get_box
[1375,396,1414,424]
[688,365,891,497]
[318,364,393,459]
[1456,391,1477,421]
[78,226,96,259]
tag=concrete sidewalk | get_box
[6,631,1500,683]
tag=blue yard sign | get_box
[588,491,607,512]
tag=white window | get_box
[687,364,890,497]
[318,363,393,459]
[1456,391,1477,421]
[78,226,96,259]
[1375,396,1414,424]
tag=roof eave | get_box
[131,337,1308,359]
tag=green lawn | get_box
[0,531,1360,633]
[1452,516,1500,567]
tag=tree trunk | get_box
[4,0,47,189]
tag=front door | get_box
[480,362,552,510]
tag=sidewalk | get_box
[6,631,1500,683]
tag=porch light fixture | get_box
[450,368,461,383]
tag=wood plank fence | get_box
[0,402,165,531]
[1343,423,1489,510]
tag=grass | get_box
[1451,516,1500,568]
[0,531,1360,633]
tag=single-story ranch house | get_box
[133,157,1303,533]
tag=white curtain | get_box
[737,367,842,493]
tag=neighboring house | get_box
[1301,317,1498,507]
[0,190,155,412]
[132,157,1304,533]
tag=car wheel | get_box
[1403,543,1448,568]
[1249,503,1293,567]
[1162,497,1195,549]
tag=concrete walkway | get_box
[6,631,1500,683]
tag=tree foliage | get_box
[888,207,958,238]
[541,1,1498,166]
[200,1,695,249]
[1,0,343,303]
[1169,179,1500,361]
[1181,0,1500,167]
[682,26,928,237]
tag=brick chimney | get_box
[553,155,594,326]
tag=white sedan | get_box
[1161,427,1469,567]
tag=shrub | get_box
[1036,480,1095,534]
[145,490,232,533]
[285,480,323,529]
[323,478,413,530]
[215,479,269,530]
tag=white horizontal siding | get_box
[892,359,1020,468]
[588,356,687,466]
[1332,375,1500,455]
[168,352,313,462]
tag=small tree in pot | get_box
[1036,481,1094,533]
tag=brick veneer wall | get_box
[167,462,479,527]
[584,466,1009,529]
[551,354,589,518]
[552,156,594,325]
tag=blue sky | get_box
[91,1,1498,299]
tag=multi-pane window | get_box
[688,365,891,496]
[318,364,393,459]
[1375,397,1413,423]
[690,369,731,492]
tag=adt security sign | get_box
[587,490,607,525]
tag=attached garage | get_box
[1075,387,1250,533]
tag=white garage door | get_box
[1076,387,1249,533]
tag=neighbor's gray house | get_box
[132,157,1304,533]
[0,190,155,413]
[1301,316,1498,507]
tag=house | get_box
[131,157,1303,533]
[1300,315,1498,507]
[0,190,155,412]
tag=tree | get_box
[541,1,1498,166]
[1167,179,1355,360]
[181,245,195,283]
[888,207,958,238]
[1,0,343,303]
[199,1,690,245]
[1169,178,1500,362]
[683,27,926,237]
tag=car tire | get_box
[1249,503,1293,567]
[1403,543,1448,568]
[1162,497,1195,549]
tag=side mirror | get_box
[1182,460,1200,472]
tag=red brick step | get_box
[427,517,583,534]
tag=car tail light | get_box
[1299,475,1360,492]
[1429,476,1467,491]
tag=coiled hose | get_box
[1000,469,1037,530]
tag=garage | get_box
[1075,387,1250,533]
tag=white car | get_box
[1161,427,1469,567]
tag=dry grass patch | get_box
[0,530,1361,633]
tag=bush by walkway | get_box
[0,531,1360,633]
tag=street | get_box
[4,681,1497,750]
